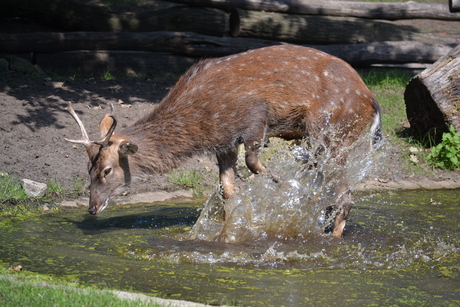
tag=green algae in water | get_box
[0,191,459,306]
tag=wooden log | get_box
[312,41,455,66]
[404,44,460,143]
[450,0,460,13]
[1,0,228,35]
[0,32,278,57]
[166,0,460,21]
[234,9,460,45]
[0,32,454,65]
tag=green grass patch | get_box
[169,169,208,197]
[360,69,413,137]
[0,266,161,307]
[0,173,29,203]
[0,173,87,218]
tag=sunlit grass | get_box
[169,169,208,197]
[360,69,413,138]
[0,266,161,307]
[0,173,29,203]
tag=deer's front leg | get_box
[216,148,238,199]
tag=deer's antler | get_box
[64,102,91,146]
[65,102,117,148]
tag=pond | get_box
[0,189,459,306]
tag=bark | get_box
[0,31,454,65]
[2,0,460,45]
[166,0,460,21]
[1,0,228,35]
[0,32,275,57]
[312,41,455,66]
[404,44,460,143]
[450,0,460,13]
[233,9,460,45]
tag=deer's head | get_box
[65,103,138,214]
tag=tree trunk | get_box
[1,0,228,35]
[233,9,460,45]
[167,0,460,21]
[0,31,454,65]
[404,44,460,143]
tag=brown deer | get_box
[65,45,381,237]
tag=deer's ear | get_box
[99,114,114,140]
[119,140,138,156]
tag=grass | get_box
[0,173,86,217]
[0,267,161,307]
[0,173,29,203]
[169,169,208,197]
[360,69,413,137]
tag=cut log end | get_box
[404,77,450,144]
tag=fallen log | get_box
[312,41,456,66]
[450,0,460,13]
[233,9,460,45]
[404,44,460,143]
[2,0,228,35]
[167,0,460,21]
[3,0,460,45]
[0,32,454,65]
[0,32,276,57]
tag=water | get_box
[189,135,379,243]
[1,135,458,305]
[1,190,459,306]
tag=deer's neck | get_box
[119,103,204,177]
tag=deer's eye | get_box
[103,168,112,177]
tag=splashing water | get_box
[187,127,380,243]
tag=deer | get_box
[65,45,381,238]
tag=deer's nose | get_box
[88,206,98,215]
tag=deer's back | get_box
[138,45,378,147]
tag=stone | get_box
[6,56,36,73]
[20,179,47,198]
[0,58,8,71]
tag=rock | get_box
[60,198,89,208]
[20,179,47,198]
[0,58,8,71]
[59,190,193,210]
[5,56,46,77]
[6,56,36,73]
[116,190,194,205]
